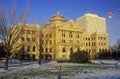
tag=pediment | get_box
[57,20,83,31]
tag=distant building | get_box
[10,13,108,60]
[77,13,108,58]
[76,13,107,34]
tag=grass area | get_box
[0,63,120,79]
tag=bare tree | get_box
[0,4,29,70]
[111,39,120,59]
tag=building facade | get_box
[41,12,108,60]
[76,13,107,34]
[11,13,108,60]
[77,13,108,58]
[11,23,40,59]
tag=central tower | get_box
[49,12,67,25]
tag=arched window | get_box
[86,43,88,47]
[27,46,30,52]
[105,49,107,52]
[50,34,52,37]
[69,32,73,38]
[70,48,73,53]
[50,48,52,52]
[22,46,25,52]
[42,34,44,37]
[102,49,104,52]
[62,47,66,52]
[46,40,48,44]
[21,37,24,42]
[50,40,52,45]
[33,46,36,52]
[99,48,101,52]
[41,47,43,52]
[46,48,48,52]
[27,38,30,42]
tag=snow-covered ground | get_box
[0,60,120,79]
[90,59,120,66]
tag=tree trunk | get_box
[4,52,9,70]
[39,51,41,65]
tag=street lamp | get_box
[38,29,43,65]
[57,63,62,79]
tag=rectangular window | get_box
[89,43,90,46]
[50,34,52,38]
[32,31,36,34]
[23,30,25,34]
[62,40,65,43]
[50,40,52,45]
[62,31,65,37]
[27,38,30,42]
[27,30,31,34]
[21,37,25,42]
[70,40,73,43]
[89,49,91,52]
[88,38,90,41]
[86,43,88,47]
[76,35,79,38]
[62,55,66,59]
[32,38,36,42]
[104,37,106,40]
[69,32,73,38]
[42,34,44,37]
[46,34,48,38]
[46,40,48,44]
[62,34,65,37]
[86,37,87,40]
[77,40,79,43]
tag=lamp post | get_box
[57,63,62,79]
[39,28,42,65]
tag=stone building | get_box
[11,23,40,59]
[77,13,108,58]
[11,13,108,60]
[41,12,108,60]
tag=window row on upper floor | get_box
[43,47,73,53]
[62,33,80,38]
[83,37,95,41]
[85,42,107,47]
[99,48,107,53]
[21,37,37,42]
[86,49,96,53]
[83,36,107,41]
[42,34,52,38]
[43,47,52,53]
[42,40,53,45]
[62,40,80,44]
[98,42,106,46]
[23,30,37,34]
[85,42,96,47]
[22,46,36,52]
[98,37,106,40]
